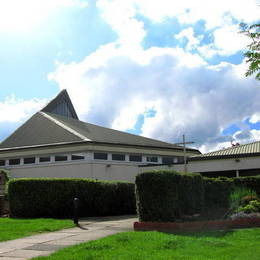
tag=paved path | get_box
[0,215,137,260]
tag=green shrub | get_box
[179,173,204,216]
[203,177,233,210]
[241,195,259,206]
[8,178,136,218]
[237,200,260,213]
[135,171,260,223]
[234,176,260,196]
[135,170,204,222]
[229,187,257,210]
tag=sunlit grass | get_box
[0,218,74,242]
[33,228,260,260]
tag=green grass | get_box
[0,218,74,242]
[32,228,260,260]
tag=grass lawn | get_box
[32,228,260,260]
[0,218,74,242]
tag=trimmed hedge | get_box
[135,170,204,222]
[234,176,260,196]
[8,178,136,218]
[136,170,260,222]
[203,177,234,210]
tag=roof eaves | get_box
[0,140,200,154]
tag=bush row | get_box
[8,178,136,218]
[135,170,260,222]
[135,170,204,222]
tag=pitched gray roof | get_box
[0,113,81,149]
[0,111,200,153]
[0,90,200,154]
[190,141,260,161]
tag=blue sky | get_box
[0,0,259,152]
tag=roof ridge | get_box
[47,112,199,152]
[40,112,90,141]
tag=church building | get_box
[0,90,200,182]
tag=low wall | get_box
[134,218,260,232]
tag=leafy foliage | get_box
[229,187,257,211]
[240,23,260,80]
[203,177,233,211]
[135,170,204,222]
[234,175,260,197]
[237,200,260,214]
[8,178,136,218]
[135,171,260,222]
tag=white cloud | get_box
[97,0,258,59]
[198,25,251,58]
[49,42,260,151]
[47,0,260,154]
[0,95,46,123]
[175,27,203,51]
[199,128,260,153]
[98,0,259,30]
[250,114,260,124]
[97,0,145,49]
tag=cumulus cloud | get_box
[47,0,260,153]
[198,25,251,58]
[49,43,259,150]
[0,96,46,141]
[0,95,46,123]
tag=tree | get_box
[240,23,260,80]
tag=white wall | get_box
[140,156,260,175]
[9,161,139,183]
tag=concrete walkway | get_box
[0,215,137,260]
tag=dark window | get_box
[0,160,5,166]
[146,156,158,162]
[112,154,125,161]
[71,154,85,160]
[24,157,35,164]
[55,155,68,162]
[162,156,174,164]
[39,157,51,163]
[9,158,20,165]
[129,155,142,162]
[173,157,178,163]
[94,153,108,160]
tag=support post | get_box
[183,135,187,173]
[73,197,79,226]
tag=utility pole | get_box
[175,134,194,173]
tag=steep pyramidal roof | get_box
[41,89,78,119]
[0,90,200,154]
